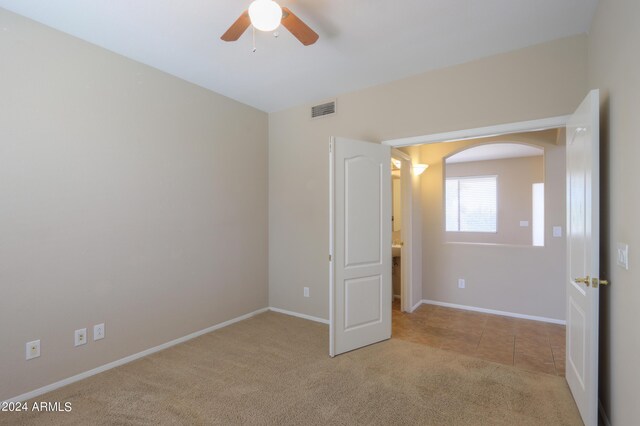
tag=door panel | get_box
[345,156,382,268]
[330,137,391,356]
[566,89,600,426]
[344,275,382,330]
[568,296,586,387]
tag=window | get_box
[446,176,497,232]
[532,183,545,246]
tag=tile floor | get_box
[392,300,566,376]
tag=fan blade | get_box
[281,7,319,46]
[221,11,250,41]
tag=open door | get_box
[566,89,602,426]
[329,137,392,357]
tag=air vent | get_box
[311,100,336,119]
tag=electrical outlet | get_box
[519,221,529,227]
[74,328,87,347]
[458,279,466,289]
[303,287,310,298]
[93,323,105,341]
[26,340,40,360]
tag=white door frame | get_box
[391,149,413,312]
[382,116,571,148]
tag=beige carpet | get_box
[1,312,582,425]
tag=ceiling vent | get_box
[311,100,336,119]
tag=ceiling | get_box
[447,143,544,164]
[0,0,598,112]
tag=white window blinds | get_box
[446,176,497,232]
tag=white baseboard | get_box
[6,301,563,404]
[419,300,566,325]
[599,399,611,426]
[410,300,423,313]
[268,307,329,324]
[3,307,269,404]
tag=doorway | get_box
[380,93,602,426]
[384,123,570,331]
[391,129,567,376]
[390,149,415,314]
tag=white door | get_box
[329,137,392,356]
[566,89,601,426]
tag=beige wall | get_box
[588,0,640,423]
[7,3,630,410]
[269,35,588,320]
[445,155,544,246]
[0,10,268,401]
[420,134,565,319]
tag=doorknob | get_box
[591,277,609,288]
[574,276,590,285]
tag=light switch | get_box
[519,221,529,227]
[617,243,629,270]
[553,226,562,237]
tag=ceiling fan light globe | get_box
[248,0,283,32]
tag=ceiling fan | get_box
[221,0,319,46]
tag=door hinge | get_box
[329,254,332,262]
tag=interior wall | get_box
[587,0,640,423]
[269,35,588,320]
[445,155,544,246]
[0,9,268,401]
[419,133,565,320]
[405,146,424,311]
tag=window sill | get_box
[443,242,545,249]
